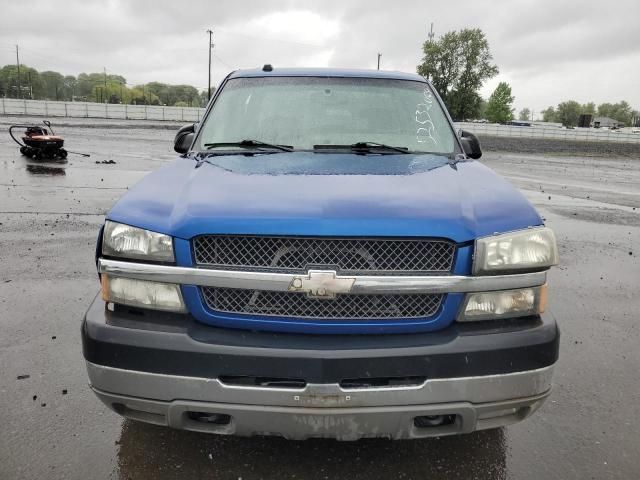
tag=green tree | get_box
[597,101,633,125]
[77,73,107,100]
[541,106,557,123]
[485,82,514,123]
[417,28,498,120]
[556,100,581,127]
[76,72,128,102]
[582,102,596,116]
[131,85,161,105]
[477,97,488,119]
[199,90,210,107]
[0,64,45,99]
[518,108,531,121]
[62,76,77,101]
[40,71,66,100]
[145,81,170,104]
[170,85,200,106]
[24,67,47,99]
[0,64,205,105]
[141,82,201,106]
[0,65,18,97]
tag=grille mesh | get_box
[193,235,455,274]
[202,287,443,320]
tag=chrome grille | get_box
[201,287,444,319]
[193,236,455,274]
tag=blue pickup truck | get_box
[82,67,559,440]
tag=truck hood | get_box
[107,152,542,243]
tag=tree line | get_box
[416,29,639,127]
[540,101,636,127]
[2,39,638,126]
[0,65,208,107]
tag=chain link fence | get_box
[2,98,639,144]
[455,122,640,144]
[0,98,204,122]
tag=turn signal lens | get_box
[458,285,546,322]
[101,275,186,313]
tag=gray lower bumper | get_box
[87,362,553,440]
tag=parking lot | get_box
[1,118,639,479]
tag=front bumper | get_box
[89,363,552,440]
[82,294,559,440]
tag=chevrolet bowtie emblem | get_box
[288,270,356,298]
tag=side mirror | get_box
[459,130,482,159]
[174,123,196,154]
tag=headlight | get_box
[101,275,187,313]
[473,227,558,275]
[458,285,547,322]
[102,220,174,262]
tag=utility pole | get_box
[207,29,214,100]
[423,23,436,82]
[103,67,108,103]
[16,45,21,99]
[377,53,382,70]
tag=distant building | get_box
[593,116,625,128]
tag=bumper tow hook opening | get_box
[414,414,457,428]
[187,411,232,425]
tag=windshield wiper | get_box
[313,142,410,154]
[204,140,294,152]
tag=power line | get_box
[213,53,233,70]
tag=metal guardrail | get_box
[0,97,204,122]
[454,122,640,144]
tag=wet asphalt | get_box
[0,118,639,480]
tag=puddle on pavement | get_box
[26,164,67,176]
[113,420,507,479]
[24,157,68,176]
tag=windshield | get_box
[196,76,458,154]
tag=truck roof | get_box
[229,67,426,82]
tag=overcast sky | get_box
[1,0,639,116]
